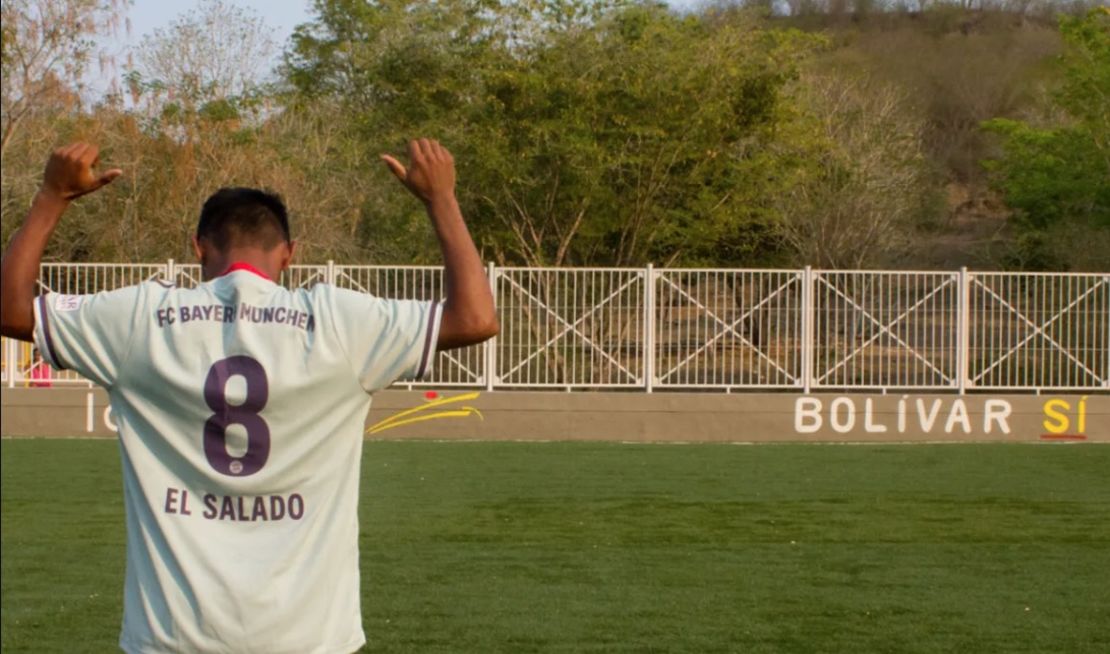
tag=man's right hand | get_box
[41,142,122,202]
[380,139,456,206]
[2,142,120,340]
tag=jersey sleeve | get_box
[327,287,443,392]
[32,285,145,388]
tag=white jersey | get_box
[33,267,441,654]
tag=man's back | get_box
[35,267,440,653]
[2,139,495,653]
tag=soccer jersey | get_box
[33,266,442,654]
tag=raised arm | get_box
[381,139,498,350]
[0,143,122,341]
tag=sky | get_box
[120,0,312,51]
[94,0,701,96]
[91,0,311,96]
[114,0,703,41]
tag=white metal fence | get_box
[3,262,1107,393]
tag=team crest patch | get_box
[54,294,84,312]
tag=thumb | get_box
[98,168,123,188]
[380,155,407,182]
[68,168,124,200]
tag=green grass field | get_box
[2,439,1109,653]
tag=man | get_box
[0,139,497,653]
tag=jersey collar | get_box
[220,262,273,281]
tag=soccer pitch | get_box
[2,440,1109,653]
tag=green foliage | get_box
[983,119,1107,230]
[983,8,1110,270]
[2,2,1102,269]
[284,0,819,266]
[1056,7,1110,135]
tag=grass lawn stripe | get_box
[3,440,1108,653]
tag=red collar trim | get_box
[220,262,273,281]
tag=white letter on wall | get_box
[795,397,823,434]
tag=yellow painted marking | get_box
[367,391,483,434]
[367,408,484,434]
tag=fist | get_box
[42,142,122,201]
[381,139,456,204]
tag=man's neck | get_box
[202,249,279,281]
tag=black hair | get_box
[196,187,291,250]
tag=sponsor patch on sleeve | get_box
[54,294,84,312]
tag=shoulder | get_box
[134,278,185,302]
[46,282,148,309]
[305,283,380,306]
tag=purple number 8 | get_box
[203,356,270,476]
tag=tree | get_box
[285,0,818,266]
[982,7,1110,270]
[776,72,933,268]
[473,5,817,267]
[0,0,127,155]
[126,0,276,134]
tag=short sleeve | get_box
[33,286,144,388]
[328,287,442,392]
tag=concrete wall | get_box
[3,388,1107,443]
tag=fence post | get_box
[958,266,970,394]
[326,260,336,286]
[644,263,655,393]
[485,262,497,392]
[166,258,175,284]
[6,337,15,389]
[802,266,814,394]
